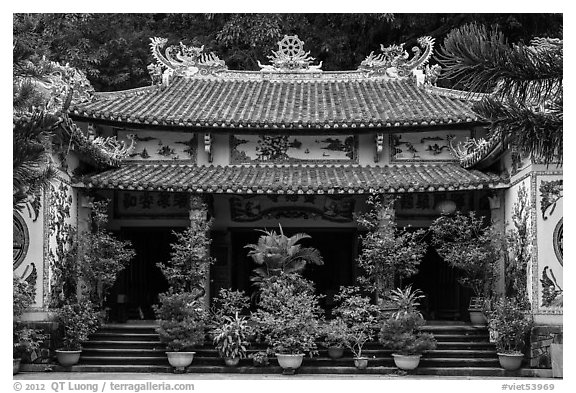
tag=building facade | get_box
[14,35,562,366]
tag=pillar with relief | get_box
[189,194,211,309]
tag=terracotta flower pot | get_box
[392,353,422,370]
[498,352,524,371]
[13,358,21,375]
[55,349,82,367]
[354,357,368,369]
[224,357,240,367]
[166,351,195,371]
[276,353,304,371]
[469,310,488,326]
[327,346,344,359]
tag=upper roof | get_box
[69,35,483,131]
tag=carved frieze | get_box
[116,129,197,162]
[229,195,355,223]
[230,134,357,164]
[391,130,470,162]
[114,191,190,218]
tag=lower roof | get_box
[82,163,507,194]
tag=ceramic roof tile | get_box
[83,163,507,194]
[70,73,482,130]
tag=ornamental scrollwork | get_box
[258,35,323,73]
[149,37,227,78]
[541,266,562,308]
[358,36,435,78]
[539,179,563,220]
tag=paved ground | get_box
[14,372,551,380]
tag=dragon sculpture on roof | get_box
[149,37,227,78]
[359,36,435,78]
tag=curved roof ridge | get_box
[424,85,487,102]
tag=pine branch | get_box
[473,97,562,164]
[436,23,562,103]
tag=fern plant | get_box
[245,224,323,285]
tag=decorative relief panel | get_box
[535,176,563,311]
[230,135,357,164]
[115,129,196,162]
[13,212,30,269]
[229,195,355,223]
[114,191,190,218]
[391,130,470,162]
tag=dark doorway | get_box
[406,246,473,321]
[230,228,356,309]
[108,227,182,320]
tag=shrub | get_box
[379,286,436,356]
[55,300,101,351]
[153,291,207,352]
[210,288,250,327]
[356,195,426,297]
[212,313,250,359]
[332,286,379,358]
[429,211,501,297]
[13,327,46,361]
[321,318,350,349]
[251,273,323,356]
[487,297,533,354]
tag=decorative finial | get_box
[258,35,322,73]
[358,36,435,79]
[149,37,227,78]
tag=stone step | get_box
[81,348,168,356]
[89,332,160,341]
[80,356,168,365]
[83,340,164,349]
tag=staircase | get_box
[67,321,537,376]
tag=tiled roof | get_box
[70,73,482,130]
[83,163,507,194]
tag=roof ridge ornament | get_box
[358,36,435,79]
[258,35,323,73]
[149,37,227,80]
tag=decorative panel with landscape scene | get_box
[230,134,357,164]
[115,129,196,162]
[390,130,470,162]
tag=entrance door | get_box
[230,228,356,308]
[407,246,473,321]
[109,227,180,320]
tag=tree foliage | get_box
[13,13,562,91]
[437,23,562,164]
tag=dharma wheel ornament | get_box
[258,35,323,73]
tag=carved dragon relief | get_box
[149,37,227,78]
[358,36,435,78]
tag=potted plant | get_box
[356,195,427,300]
[249,351,270,367]
[487,297,532,371]
[379,286,437,370]
[245,224,324,286]
[251,273,323,374]
[333,286,379,369]
[13,327,46,374]
[429,211,501,324]
[321,319,349,359]
[13,274,38,373]
[212,312,250,366]
[153,291,207,372]
[54,300,100,366]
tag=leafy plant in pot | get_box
[245,224,324,286]
[321,319,350,359]
[153,291,207,372]
[333,286,379,369]
[212,313,250,366]
[487,297,532,371]
[356,195,426,301]
[13,274,40,373]
[379,286,437,370]
[251,273,323,374]
[429,212,501,325]
[13,327,46,374]
[54,300,100,367]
